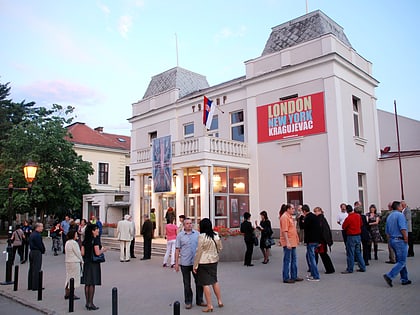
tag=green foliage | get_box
[379,209,420,244]
[0,81,93,221]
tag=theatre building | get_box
[129,10,396,236]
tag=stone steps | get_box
[100,236,167,257]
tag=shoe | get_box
[171,264,175,268]
[163,263,167,267]
[73,296,80,300]
[202,308,213,312]
[64,295,69,300]
[185,304,192,309]
[294,277,304,282]
[262,261,268,264]
[402,280,412,285]
[357,269,366,272]
[307,277,320,282]
[131,256,137,258]
[120,260,125,262]
[125,260,130,262]
[247,264,254,267]
[283,279,295,284]
[407,254,414,257]
[87,305,99,311]
[140,258,150,260]
[218,303,224,308]
[325,271,335,274]
[54,252,58,256]
[383,274,393,287]
[197,303,207,307]
[341,271,352,274]
[385,261,395,264]
[365,262,370,266]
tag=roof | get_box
[261,10,352,56]
[66,122,130,151]
[143,66,209,99]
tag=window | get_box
[184,122,194,138]
[358,173,366,208]
[208,115,219,137]
[353,96,361,137]
[285,173,303,208]
[125,166,130,187]
[149,131,157,145]
[231,110,244,142]
[98,162,109,185]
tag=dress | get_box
[367,213,382,243]
[65,239,83,288]
[82,237,102,285]
[259,220,273,249]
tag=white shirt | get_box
[337,211,348,230]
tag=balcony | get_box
[135,136,249,164]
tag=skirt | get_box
[81,262,101,286]
[65,262,82,288]
[197,262,218,286]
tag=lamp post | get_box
[1,160,38,285]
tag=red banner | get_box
[257,92,326,143]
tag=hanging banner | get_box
[257,92,326,143]
[152,135,172,193]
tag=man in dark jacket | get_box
[28,222,46,290]
[302,204,321,281]
[140,214,153,260]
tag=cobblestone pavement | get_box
[0,238,418,315]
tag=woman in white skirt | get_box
[64,230,83,300]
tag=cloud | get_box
[118,15,133,38]
[97,1,111,15]
[214,25,247,42]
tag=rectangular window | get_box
[98,162,109,185]
[353,96,361,137]
[125,166,130,187]
[358,173,366,208]
[208,115,219,137]
[231,110,244,142]
[184,122,194,138]
[285,173,303,208]
[149,131,157,145]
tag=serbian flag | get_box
[203,96,215,129]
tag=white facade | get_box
[129,11,384,235]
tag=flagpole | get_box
[175,33,179,67]
[394,100,404,200]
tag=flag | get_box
[203,96,215,129]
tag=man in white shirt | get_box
[117,214,134,262]
[336,203,348,244]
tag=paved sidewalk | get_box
[0,238,418,315]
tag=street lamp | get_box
[1,160,38,285]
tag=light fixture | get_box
[148,175,152,180]
[23,160,38,184]
[130,178,135,181]
[197,170,202,175]
[173,173,178,178]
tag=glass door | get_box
[185,195,201,230]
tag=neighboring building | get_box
[128,10,420,236]
[66,122,131,224]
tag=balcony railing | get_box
[135,136,249,163]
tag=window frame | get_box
[98,162,109,185]
[230,110,244,142]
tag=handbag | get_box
[92,252,105,263]
[253,234,259,246]
[265,238,275,247]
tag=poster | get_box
[152,135,172,193]
[257,92,326,143]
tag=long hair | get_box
[199,218,216,239]
[259,210,268,221]
[84,223,98,245]
[369,204,377,214]
[279,204,288,217]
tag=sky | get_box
[1,0,419,136]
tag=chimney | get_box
[94,127,104,133]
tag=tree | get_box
[0,90,93,223]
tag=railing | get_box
[135,136,248,163]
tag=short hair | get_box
[302,204,310,213]
[243,212,251,220]
[179,214,186,219]
[391,201,401,210]
[67,230,77,241]
[124,214,131,220]
[346,205,353,213]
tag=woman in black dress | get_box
[256,210,273,264]
[240,212,255,266]
[81,224,107,311]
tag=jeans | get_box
[180,265,204,305]
[306,243,320,279]
[386,239,409,283]
[282,247,297,281]
[345,235,366,272]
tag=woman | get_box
[50,222,63,256]
[240,212,255,266]
[21,220,32,263]
[193,218,223,313]
[313,207,335,274]
[78,219,87,247]
[163,217,177,268]
[11,224,25,264]
[64,230,83,300]
[256,210,273,264]
[366,204,382,260]
[81,224,107,311]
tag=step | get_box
[100,237,167,257]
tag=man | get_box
[302,204,321,281]
[175,218,205,309]
[178,214,186,233]
[402,201,414,257]
[61,215,70,254]
[280,204,303,284]
[28,222,46,291]
[336,203,348,245]
[129,216,137,258]
[140,214,153,260]
[90,215,103,238]
[117,214,134,262]
[383,201,412,287]
[385,202,396,264]
[150,208,156,238]
[342,205,366,273]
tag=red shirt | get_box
[342,212,362,235]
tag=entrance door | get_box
[159,195,176,237]
[185,195,201,230]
